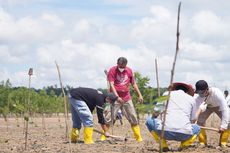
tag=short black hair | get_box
[195,80,208,92]
[175,85,189,93]
[224,90,229,94]
[105,92,118,102]
[117,57,127,65]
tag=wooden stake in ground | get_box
[155,58,160,97]
[55,61,70,139]
[104,69,114,135]
[55,61,71,153]
[159,2,181,153]
[41,103,46,132]
[24,68,33,150]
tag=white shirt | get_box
[195,87,229,129]
[226,95,230,106]
[157,90,196,135]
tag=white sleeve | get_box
[216,90,229,129]
[191,96,203,120]
[191,99,197,120]
[226,96,230,106]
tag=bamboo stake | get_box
[104,70,110,92]
[24,68,33,150]
[104,69,114,135]
[159,2,181,153]
[155,58,160,97]
[55,61,71,152]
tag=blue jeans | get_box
[145,117,200,141]
[69,96,93,129]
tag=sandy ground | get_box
[0,114,229,153]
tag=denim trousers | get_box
[145,117,200,141]
[69,96,93,129]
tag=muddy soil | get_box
[0,114,229,153]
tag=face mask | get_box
[198,90,207,98]
[118,68,125,72]
[199,93,206,98]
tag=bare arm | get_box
[110,81,124,103]
[132,82,143,103]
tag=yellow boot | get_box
[83,127,94,144]
[70,128,79,143]
[100,130,106,141]
[198,129,207,145]
[131,125,143,142]
[151,131,169,151]
[180,134,197,149]
[219,130,230,147]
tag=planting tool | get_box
[104,69,114,135]
[200,126,219,132]
[94,129,128,141]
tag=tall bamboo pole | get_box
[55,61,69,138]
[25,68,33,150]
[55,61,71,153]
[104,69,114,135]
[155,58,160,97]
[159,2,181,153]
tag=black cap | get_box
[195,80,208,92]
[105,92,118,102]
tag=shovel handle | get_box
[200,126,219,132]
[93,129,127,140]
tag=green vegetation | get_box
[131,72,168,115]
[0,73,168,118]
[0,79,65,118]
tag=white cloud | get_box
[191,11,226,36]
[182,40,221,61]
[150,5,171,20]
[73,19,91,33]
[0,0,230,91]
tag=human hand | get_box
[199,102,207,112]
[218,127,226,133]
[104,131,110,137]
[117,97,124,103]
[138,96,143,104]
[191,119,197,124]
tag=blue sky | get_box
[0,0,230,91]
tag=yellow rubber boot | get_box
[83,127,94,144]
[219,130,230,147]
[100,130,107,141]
[70,128,79,143]
[131,125,143,142]
[180,134,197,149]
[198,129,207,145]
[151,131,169,151]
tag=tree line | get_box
[0,72,168,119]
